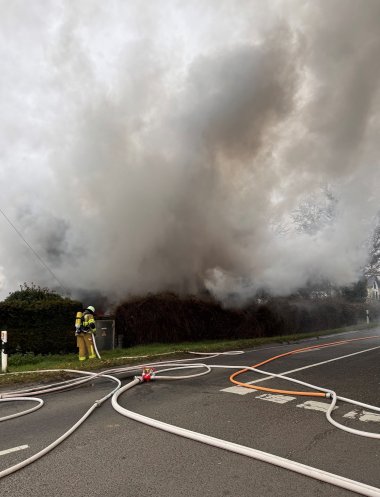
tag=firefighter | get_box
[75,305,97,361]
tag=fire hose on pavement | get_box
[0,338,380,495]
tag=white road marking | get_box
[344,410,358,419]
[221,345,380,394]
[248,345,380,385]
[220,342,380,425]
[294,348,320,353]
[297,401,338,413]
[360,411,380,423]
[0,445,29,457]
[256,394,296,404]
[343,409,380,423]
[222,386,255,395]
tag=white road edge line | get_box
[0,445,29,457]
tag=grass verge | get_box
[0,322,377,388]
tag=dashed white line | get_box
[0,445,29,457]
[256,394,296,404]
[222,386,254,395]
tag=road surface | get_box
[1,328,380,497]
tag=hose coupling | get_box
[141,367,156,382]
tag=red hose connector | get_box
[141,367,156,382]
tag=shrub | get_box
[115,293,380,347]
[0,283,82,354]
[8,352,44,366]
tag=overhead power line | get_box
[0,207,69,296]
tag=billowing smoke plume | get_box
[1,0,380,304]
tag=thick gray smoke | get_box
[1,0,380,304]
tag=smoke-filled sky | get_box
[1,0,380,304]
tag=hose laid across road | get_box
[229,335,379,396]
[1,338,379,495]
[112,372,380,497]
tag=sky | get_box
[1,0,380,305]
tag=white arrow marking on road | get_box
[0,445,29,457]
[343,409,380,423]
[343,410,358,419]
[297,401,338,413]
[359,411,380,423]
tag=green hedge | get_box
[4,289,379,354]
[0,298,82,354]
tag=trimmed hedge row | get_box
[2,291,379,354]
[0,298,82,354]
[115,293,380,347]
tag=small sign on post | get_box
[1,330,7,373]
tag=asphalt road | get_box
[1,328,380,497]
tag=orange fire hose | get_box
[229,336,378,397]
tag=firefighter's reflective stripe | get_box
[82,313,96,332]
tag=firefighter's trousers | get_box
[76,332,96,361]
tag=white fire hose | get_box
[1,347,380,495]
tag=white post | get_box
[1,330,7,373]
[366,309,370,325]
